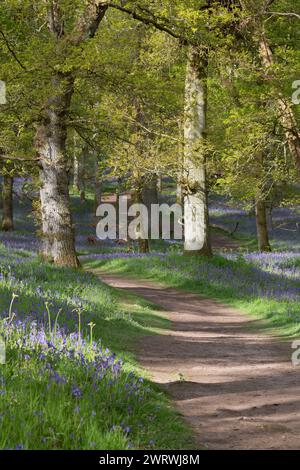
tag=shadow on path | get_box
[93,271,300,450]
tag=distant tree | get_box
[1,173,14,232]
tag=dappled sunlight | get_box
[98,274,300,450]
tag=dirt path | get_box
[211,232,241,251]
[94,271,300,450]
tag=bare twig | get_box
[124,114,182,144]
[267,11,300,20]
[107,2,189,42]
[0,29,27,70]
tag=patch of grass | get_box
[0,246,193,450]
[84,252,300,338]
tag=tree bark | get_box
[133,180,149,253]
[176,183,184,206]
[79,149,86,203]
[255,197,272,252]
[0,177,3,210]
[35,74,79,267]
[73,155,80,192]
[138,238,149,253]
[142,175,159,240]
[142,176,158,209]
[183,45,212,256]
[157,174,162,193]
[94,156,102,215]
[73,133,80,192]
[2,175,14,231]
[73,144,86,202]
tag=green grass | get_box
[84,253,300,338]
[0,246,194,450]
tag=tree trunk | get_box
[138,238,149,253]
[142,176,158,208]
[73,155,80,192]
[255,197,272,252]
[176,183,183,206]
[183,45,212,256]
[74,144,86,202]
[133,181,149,253]
[94,157,102,215]
[2,175,14,231]
[177,118,184,206]
[79,144,87,203]
[73,133,80,192]
[94,180,102,208]
[115,177,123,237]
[157,174,162,193]
[34,0,108,267]
[35,75,79,267]
[142,175,159,240]
[0,177,3,210]
[258,30,300,177]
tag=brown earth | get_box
[211,232,241,251]
[94,271,300,450]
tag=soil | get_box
[95,272,300,450]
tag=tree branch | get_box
[0,154,39,163]
[48,0,65,37]
[71,1,108,45]
[124,113,182,144]
[107,1,189,42]
[0,29,27,70]
[267,11,300,20]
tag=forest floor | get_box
[1,182,299,449]
[210,232,241,251]
[92,271,300,450]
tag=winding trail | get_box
[94,271,300,450]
